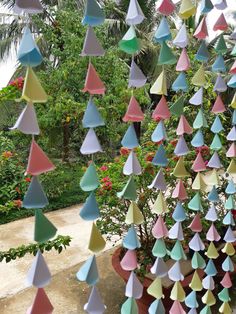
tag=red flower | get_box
[2,151,13,158]
[232,210,236,219]
[25,177,31,182]
[101,176,110,182]
[13,199,22,208]
[120,147,130,156]
[170,139,178,146]
[15,187,21,194]
[100,165,108,171]
[145,152,155,162]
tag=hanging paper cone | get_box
[191,64,205,87]
[22,67,47,103]
[168,261,184,281]
[119,26,140,54]
[227,75,236,88]
[84,286,106,314]
[226,142,236,157]
[125,271,143,299]
[194,16,208,39]
[14,0,43,14]
[152,216,168,238]
[27,140,55,176]
[215,34,227,54]
[191,129,204,147]
[202,275,215,290]
[150,70,167,95]
[121,123,139,149]
[168,221,184,240]
[170,240,187,260]
[82,63,105,95]
[213,13,228,31]
[176,48,190,71]
[158,41,176,65]
[128,59,147,88]
[170,281,186,301]
[88,222,106,253]
[123,150,142,175]
[152,191,167,214]
[220,272,232,288]
[179,0,196,19]
[188,192,203,211]
[148,299,165,314]
[82,97,105,128]
[189,271,203,291]
[172,72,188,92]
[80,162,99,192]
[151,120,167,142]
[222,242,235,256]
[17,27,43,67]
[174,135,189,156]
[172,180,187,200]
[123,96,144,122]
[126,0,145,25]
[214,74,227,92]
[34,209,57,243]
[206,223,221,242]
[152,95,170,120]
[147,277,163,299]
[80,128,103,155]
[173,156,189,177]
[152,238,167,258]
[207,187,219,204]
[80,192,100,221]
[202,290,216,306]
[189,87,203,106]
[212,95,226,114]
[76,255,99,286]
[123,225,140,250]
[154,17,171,43]
[189,233,205,251]
[214,0,227,10]
[151,257,168,278]
[10,103,40,135]
[81,26,105,56]
[23,176,49,209]
[27,288,54,314]
[125,201,144,225]
[189,213,202,232]
[117,176,137,200]
[120,250,137,271]
[148,169,167,191]
[169,300,186,314]
[192,152,206,172]
[152,144,168,167]
[219,302,232,314]
[192,172,207,191]
[82,0,105,26]
[121,297,138,314]
[200,0,213,13]
[210,134,222,150]
[212,54,226,73]
[227,126,236,141]
[191,251,206,269]
[195,40,209,62]
[27,250,51,288]
[177,115,193,135]
[193,108,208,129]
[157,0,175,15]
[207,151,222,168]
[173,23,188,48]
[170,95,185,116]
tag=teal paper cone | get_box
[121,124,139,149]
[218,288,231,302]
[191,129,204,147]
[228,75,236,88]
[232,110,236,125]
[185,291,199,309]
[121,297,138,314]
[188,192,203,211]
[80,192,100,220]
[170,95,185,116]
[225,195,235,210]
[205,259,217,276]
[200,305,212,314]
[172,72,188,92]
[151,120,167,142]
[154,17,171,43]
[158,41,176,65]
[148,299,165,314]
[191,251,206,269]
[82,0,105,26]
[152,238,167,258]
[212,54,226,73]
[34,209,57,242]
[76,255,99,286]
[117,176,137,200]
[210,134,222,150]
[80,162,99,192]
[215,34,227,54]
[211,116,223,134]
[195,40,209,62]
[208,186,219,202]
[193,108,208,129]
[170,240,186,261]
[119,26,140,55]
[23,176,49,209]
[225,179,236,194]
[200,0,213,13]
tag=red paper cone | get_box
[82,63,105,95]
[152,96,171,121]
[27,288,54,314]
[123,96,144,122]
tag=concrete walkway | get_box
[0,205,115,299]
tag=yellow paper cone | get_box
[22,67,48,103]
[227,159,236,174]
[206,169,220,186]
[147,277,164,299]
[125,201,144,225]
[202,289,216,306]
[219,302,233,314]
[150,70,167,95]
[173,157,189,178]
[231,93,236,109]
[170,281,186,302]
[179,0,196,20]
[191,64,206,87]
[189,270,203,291]
[192,172,207,191]
[205,241,219,259]
[88,222,106,253]
[152,191,168,214]
[222,242,235,256]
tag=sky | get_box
[0,0,235,88]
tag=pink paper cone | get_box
[226,143,236,157]
[157,0,175,15]
[213,13,228,31]
[169,300,186,314]
[172,179,188,200]
[123,96,144,122]
[176,48,190,71]
[188,213,203,232]
[26,140,55,176]
[192,152,206,172]
[177,115,193,135]
[120,250,138,271]
[211,95,226,114]
[220,272,232,288]
[82,63,106,95]
[152,216,168,239]
[27,288,54,314]
[194,16,208,39]
[206,223,221,241]
[229,60,236,74]
[152,95,171,121]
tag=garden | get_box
[0,0,236,313]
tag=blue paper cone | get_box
[76,255,99,286]
[121,124,139,149]
[152,144,168,166]
[212,54,226,73]
[80,192,100,221]
[172,72,188,92]
[82,97,105,128]
[123,225,141,250]
[82,0,105,26]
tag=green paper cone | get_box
[152,238,167,258]
[119,26,140,55]
[170,240,187,261]
[147,277,163,299]
[117,176,137,200]
[225,195,235,210]
[158,41,176,65]
[34,209,57,242]
[188,192,203,211]
[210,134,222,151]
[193,109,208,129]
[191,251,206,269]
[170,95,185,116]
[121,297,138,314]
[218,288,231,302]
[80,162,99,192]
[215,34,227,54]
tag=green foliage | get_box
[0,235,71,263]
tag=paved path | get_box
[0,205,115,299]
